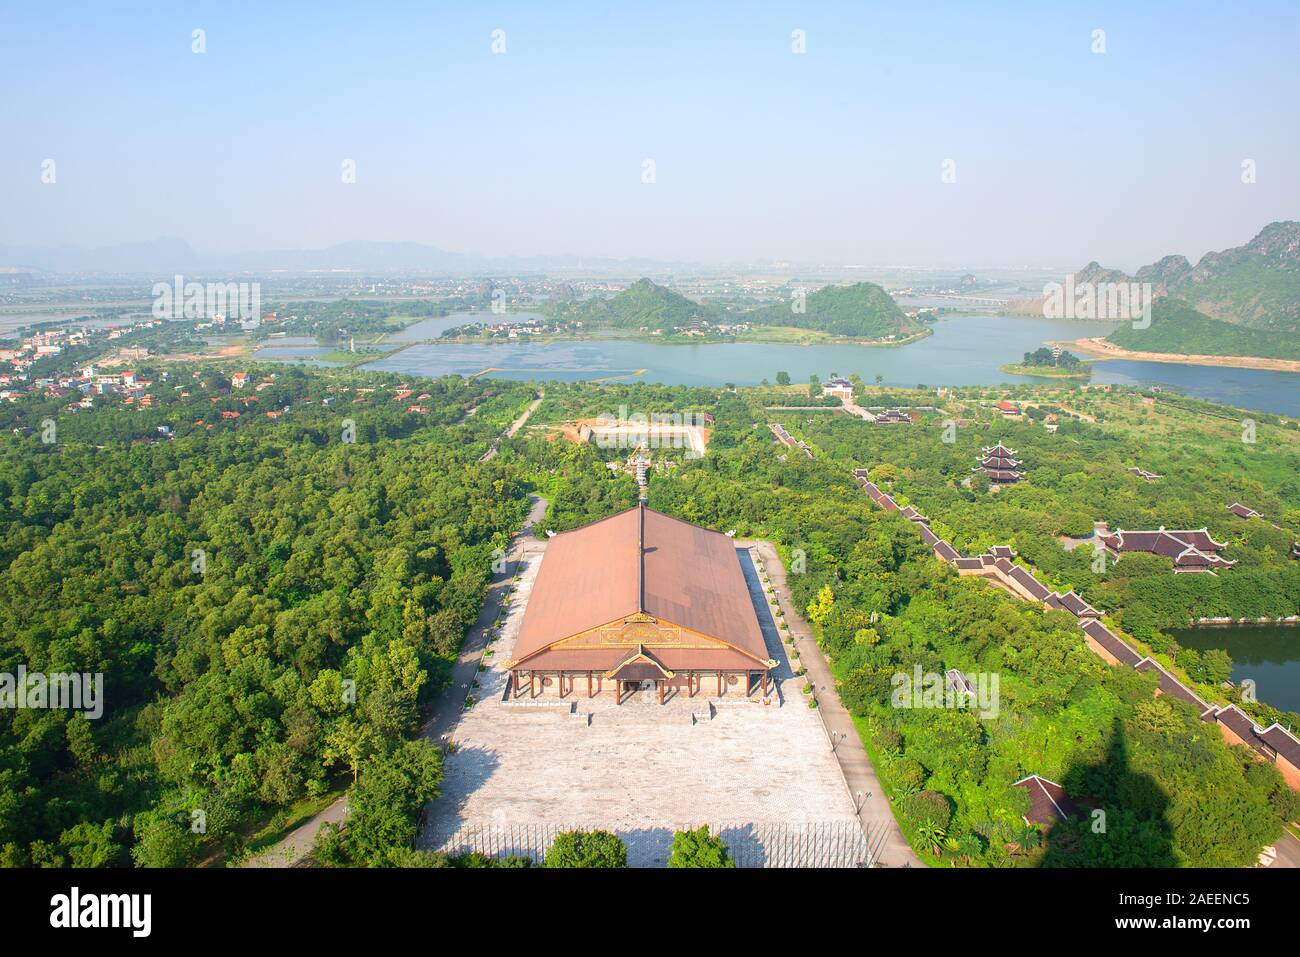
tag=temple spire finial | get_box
[637,497,645,612]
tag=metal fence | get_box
[434,820,883,868]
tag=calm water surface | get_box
[356,314,1300,415]
[1173,625,1300,713]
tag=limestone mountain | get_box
[553,278,722,331]
[1134,254,1193,294]
[1076,222,1300,331]
[748,282,924,338]
[1106,298,1300,361]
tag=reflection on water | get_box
[1173,625,1300,713]
[251,313,1300,417]
[366,315,1118,387]
[386,311,544,342]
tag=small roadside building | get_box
[822,377,855,403]
[504,503,776,704]
[1013,774,1082,826]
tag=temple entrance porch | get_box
[509,667,773,704]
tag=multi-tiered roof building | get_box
[975,441,1023,484]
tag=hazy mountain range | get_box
[0,238,727,278]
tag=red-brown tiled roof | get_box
[511,506,769,668]
[1013,775,1081,825]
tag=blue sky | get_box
[3,1,1298,267]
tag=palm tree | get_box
[916,820,947,857]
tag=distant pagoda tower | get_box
[633,443,649,501]
[975,441,1023,484]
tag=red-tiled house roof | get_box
[1080,620,1143,667]
[1006,563,1051,600]
[1013,775,1082,826]
[1259,725,1300,770]
[1135,658,1211,712]
[933,540,961,563]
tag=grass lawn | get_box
[999,362,1091,380]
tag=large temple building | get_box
[504,503,776,704]
[1099,526,1233,573]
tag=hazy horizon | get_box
[4,1,1299,271]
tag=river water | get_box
[254,314,1300,416]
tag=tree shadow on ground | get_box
[1038,718,1176,867]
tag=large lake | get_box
[1173,625,1300,713]
[351,315,1300,416]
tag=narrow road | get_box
[242,798,349,868]
[741,539,923,869]
[480,389,544,461]
[421,493,547,744]
[1265,829,1300,868]
[244,493,549,868]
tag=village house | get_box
[1226,502,1262,520]
[1013,775,1083,826]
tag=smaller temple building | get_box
[1098,526,1233,573]
[975,442,1023,484]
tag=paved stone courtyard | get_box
[419,543,861,866]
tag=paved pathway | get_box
[1263,829,1300,868]
[420,537,863,867]
[242,798,349,868]
[739,539,923,868]
[421,493,548,744]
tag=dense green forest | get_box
[545,279,726,332]
[543,278,923,339]
[782,388,1300,729]
[1107,299,1300,361]
[0,365,535,866]
[1022,347,1083,370]
[3,367,1296,868]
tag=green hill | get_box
[749,282,923,338]
[550,278,721,331]
[1107,299,1300,361]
